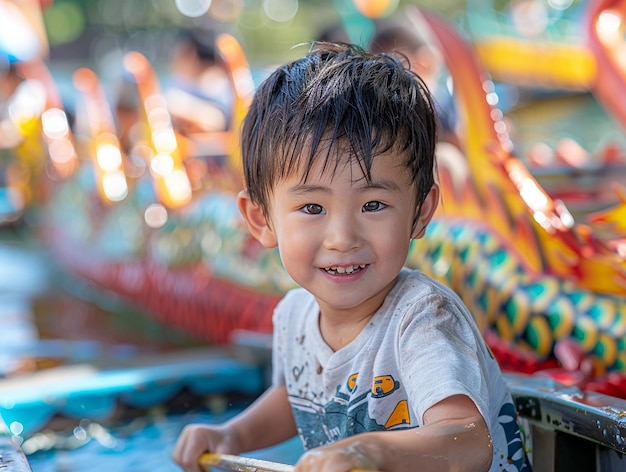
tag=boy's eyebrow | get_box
[287,178,402,195]
[360,179,402,192]
[287,183,331,196]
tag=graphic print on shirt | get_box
[371,375,399,397]
[496,402,531,471]
[290,372,413,449]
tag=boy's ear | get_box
[237,190,278,248]
[411,183,440,240]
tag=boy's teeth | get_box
[325,264,365,275]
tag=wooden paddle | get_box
[200,453,293,472]
[200,453,379,472]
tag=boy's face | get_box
[256,150,438,318]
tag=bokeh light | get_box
[596,10,622,46]
[352,0,399,19]
[208,0,244,22]
[175,0,211,18]
[263,0,299,23]
[8,80,47,127]
[96,143,123,172]
[10,421,24,436]
[41,108,70,140]
[511,0,548,37]
[101,171,128,201]
[42,1,85,46]
[164,169,193,203]
[150,153,175,177]
[547,0,573,10]
[0,1,44,61]
[144,203,168,228]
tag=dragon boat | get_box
[3,2,626,401]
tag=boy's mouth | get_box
[323,264,366,275]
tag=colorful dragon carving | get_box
[407,6,626,394]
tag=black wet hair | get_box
[241,42,437,217]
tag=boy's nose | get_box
[323,216,363,252]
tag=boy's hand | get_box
[173,424,240,472]
[173,386,298,471]
[294,441,379,472]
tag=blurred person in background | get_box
[369,14,459,148]
[165,25,234,135]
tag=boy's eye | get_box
[302,203,325,215]
[362,201,385,212]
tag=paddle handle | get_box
[199,452,378,472]
[200,453,294,472]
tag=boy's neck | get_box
[318,309,375,352]
[315,273,400,351]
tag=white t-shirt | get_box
[272,268,529,471]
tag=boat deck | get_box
[507,373,626,471]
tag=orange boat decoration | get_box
[3,4,626,400]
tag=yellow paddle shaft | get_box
[200,452,379,472]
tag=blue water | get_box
[25,410,304,472]
[0,228,304,471]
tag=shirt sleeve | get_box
[398,292,491,424]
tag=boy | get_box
[173,43,529,472]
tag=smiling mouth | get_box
[324,264,366,275]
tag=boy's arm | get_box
[225,384,298,452]
[295,394,493,472]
